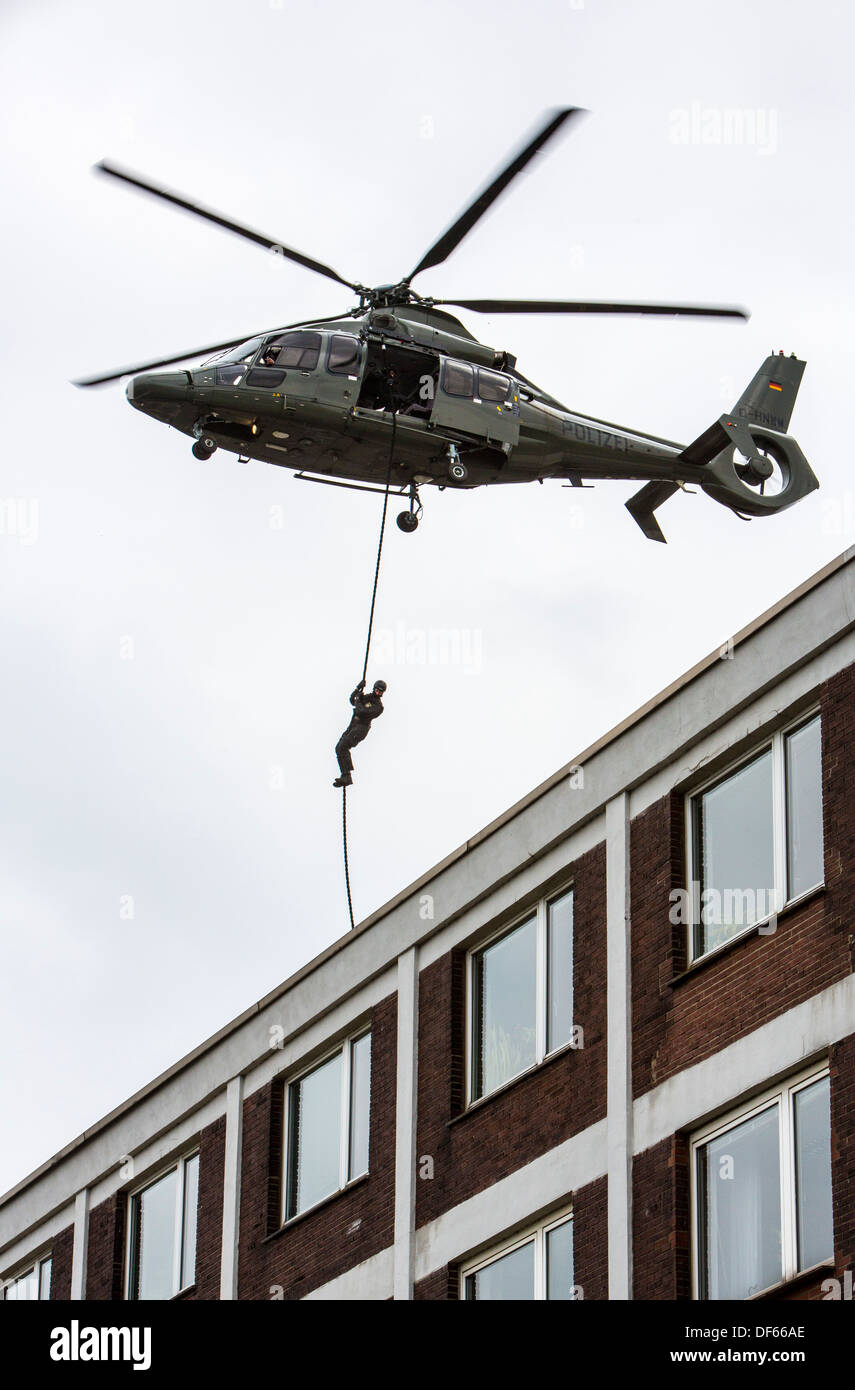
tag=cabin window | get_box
[478,369,510,403]
[327,335,361,375]
[442,361,474,397]
[262,331,321,371]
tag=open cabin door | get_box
[430,358,520,449]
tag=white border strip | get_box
[634,972,855,1156]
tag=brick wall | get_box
[236,994,396,1300]
[573,1174,608,1300]
[414,1265,458,1300]
[85,1191,126,1300]
[632,1136,690,1300]
[632,668,855,1099]
[830,1032,855,1279]
[186,1114,225,1300]
[48,1223,74,1301]
[416,842,607,1229]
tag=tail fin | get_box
[732,352,805,435]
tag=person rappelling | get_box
[333,679,387,788]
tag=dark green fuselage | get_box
[127,305,686,492]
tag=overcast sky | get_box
[1,0,853,1196]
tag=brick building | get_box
[2,547,855,1302]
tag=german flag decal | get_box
[769,381,783,391]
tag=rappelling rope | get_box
[360,410,397,682]
[341,409,398,930]
[342,784,355,931]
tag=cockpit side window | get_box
[262,331,321,370]
[477,369,511,403]
[327,335,361,375]
[442,361,474,398]
[217,365,249,386]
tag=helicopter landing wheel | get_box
[449,460,468,483]
[192,436,217,461]
[397,480,423,533]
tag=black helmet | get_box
[373,679,387,693]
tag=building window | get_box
[461,1210,576,1300]
[284,1031,371,1221]
[692,1067,833,1300]
[2,1254,52,1300]
[688,712,823,957]
[469,888,573,1102]
[126,1152,199,1300]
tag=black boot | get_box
[333,774,353,788]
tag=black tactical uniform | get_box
[334,680,386,787]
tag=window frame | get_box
[124,1150,200,1301]
[2,1251,52,1300]
[460,1205,575,1300]
[282,1028,372,1224]
[465,885,574,1107]
[690,1063,833,1300]
[685,709,823,961]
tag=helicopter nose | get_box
[126,371,188,411]
[126,373,157,404]
[127,369,167,403]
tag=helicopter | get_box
[75,108,818,542]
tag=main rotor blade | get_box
[72,310,358,387]
[406,107,584,284]
[95,160,360,291]
[434,298,750,319]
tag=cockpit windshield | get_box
[201,336,266,368]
